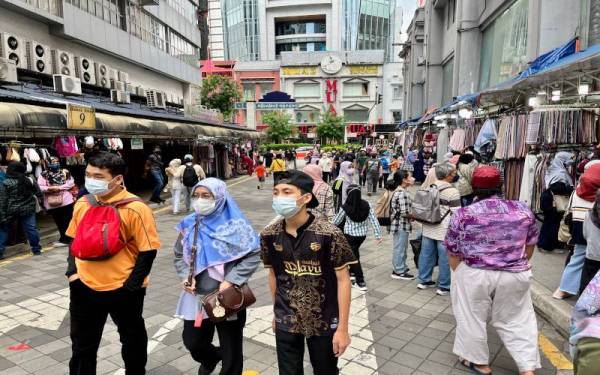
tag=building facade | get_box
[401,0,582,120]
[207,0,225,59]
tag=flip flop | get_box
[459,358,492,375]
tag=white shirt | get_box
[320,157,332,172]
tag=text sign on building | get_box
[131,137,144,150]
[348,65,379,75]
[67,104,95,130]
[234,102,247,109]
[255,102,298,110]
[282,67,317,76]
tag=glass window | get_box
[259,83,272,96]
[295,110,319,123]
[167,0,197,24]
[479,0,529,89]
[344,82,369,97]
[294,82,320,98]
[442,58,454,104]
[393,111,402,122]
[243,83,255,101]
[344,109,369,123]
[393,86,402,99]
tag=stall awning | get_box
[0,102,261,140]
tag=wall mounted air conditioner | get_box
[53,74,82,95]
[94,62,111,88]
[135,86,146,96]
[110,89,131,104]
[52,49,75,76]
[146,89,166,109]
[110,79,125,91]
[0,32,25,68]
[416,56,426,66]
[25,41,51,74]
[75,56,96,85]
[118,71,128,83]
[0,57,18,83]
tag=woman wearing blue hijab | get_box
[174,178,260,375]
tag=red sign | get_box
[326,79,337,104]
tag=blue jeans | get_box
[393,230,410,273]
[559,243,587,295]
[418,236,451,289]
[0,214,41,256]
[150,170,165,201]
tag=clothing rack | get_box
[0,142,45,148]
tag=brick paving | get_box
[0,175,570,374]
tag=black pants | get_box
[69,280,147,375]
[182,310,246,375]
[379,173,390,188]
[359,170,366,186]
[345,235,366,283]
[580,257,600,294]
[48,203,74,243]
[275,330,338,375]
[322,172,330,183]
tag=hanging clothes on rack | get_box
[527,108,597,146]
[448,128,466,152]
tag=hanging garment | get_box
[519,154,542,207]
[474,119,497,154]
[54,136,78,157]
[448,128,466,152]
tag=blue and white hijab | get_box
[176,178,259,279]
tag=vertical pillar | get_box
[247,102,257,130]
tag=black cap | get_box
[274,170,319,209]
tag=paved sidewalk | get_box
[0,175,572,374]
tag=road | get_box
[0,174,574,374]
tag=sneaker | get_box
[417,281,436,290]
[32,251,43,256]
[350,274,356,282]
[352,280,368,291]
[392,271,415,280]
[53,242,69,248]
[436,288,450,296]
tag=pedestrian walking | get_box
[165,158,183,214]
[241,152,254,176]
[554,163,600,299]
[264,149,274,170]
[37,156,76,247]
[338,161,355,204]
[356,150,368,187]
[537,181,572,252]
[417,162,461,296]
[270,154,286,184]
[178,154,207,213]
[378,152,391,188]
[332,184,382,291]
[445,165,540,375]
[256,160,266,189]
[365,153,381,196]
[390,170,416,280]
[304,164,335,220]
[66,152,160,375]
[174,177,260,375]
[261,170,356,375]
[570,270,600,375]
[319,152,333,183]
[145,146,166,204]
[390,154,400,175]
[0,162,43,259]
[580,190,600,293]
[285,149,295,170]
[456,152,478,206]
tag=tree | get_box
[316,112,345,145]
[263,111,293,143]
[200,75,241,120]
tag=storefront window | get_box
[344,82,369,97]
[294,82,320,98]
[479,0,529,89]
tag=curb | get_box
[531,279,572,338]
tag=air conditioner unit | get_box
[0,57,18,83]
[75,56,96,85]
[118,71,129,83]
[53,74,82,95]
[0,32,25,69]
[25,41,51,74]
[94,62,111,88]
[416,56,426,66]
[110,89,131,104]
[146,89,166,109]
[135,86,146,96]
[51,49,75,76]
[110,79,125,91]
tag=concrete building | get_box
[401,0,581,120]
[207,0,225,59]
[0,0,201,101]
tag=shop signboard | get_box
[67,104,95,130]
[234,102,247,109]
[255,102,298,110]
[348,65,379,75]
[131,137,144,150]
[282,67,317,76]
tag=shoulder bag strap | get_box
[185,217,200,288]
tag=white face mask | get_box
[193,198,216,215]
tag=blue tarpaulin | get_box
[518,38,577,79]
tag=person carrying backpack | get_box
[177,154,206,213]
[390,170,416,280]
[414,162,461,296]
[378,153,391,188]
[66,152,161,375]
[365,153,381,196]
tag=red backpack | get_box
[70,194,145,261]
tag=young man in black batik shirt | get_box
[261,170,357,375]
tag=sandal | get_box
[459,358,492,375]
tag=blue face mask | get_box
[85,177,110,195]
[49,163,60,171]
[272,196,303,218]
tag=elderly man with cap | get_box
[177,154,206,213]
[260,170,357,375]
[444,166,540,375]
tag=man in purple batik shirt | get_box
[444,166,540,375]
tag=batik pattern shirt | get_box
[444,198,539,272]
[570,271,600,356]
[260,217,356,337]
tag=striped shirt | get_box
[332,206,382,239]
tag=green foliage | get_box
[321,144,363,153]
[263,111,293,143]
[200,75,241,120]
[316,112,345,145]
[258,143,312,153]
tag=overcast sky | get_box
[396,0,419,33]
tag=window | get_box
[167,0,197,24]
[393,86,402,99]
[169,31,200,64]
[275,20,326,36]
[243,83,255,101]
[393,111,402,122]
[447,0,456,29]
[344,109,369,123]
[344,82,369,97]
[295,110,319,123]
[442,58,454,104]
[259,83,272,96]
[479,0,529,89]
[294,82,320,98]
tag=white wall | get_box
[382,62,403,123]
[0,7,189,100]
